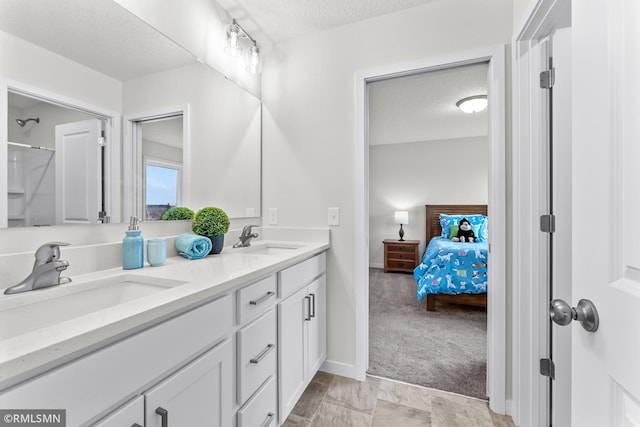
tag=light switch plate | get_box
[268,208,278,225]
[328,207,340,226]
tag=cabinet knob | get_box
[260,412,275,427]
[250,344,275,364]
[156,407,168,427]
[250,291,275,306]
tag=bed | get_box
[414,204,488,311]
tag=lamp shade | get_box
[224,21,243,57]
[456,95,488,114]
[245,43,262,74]
[394,211,409,225]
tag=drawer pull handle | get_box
[250,291,275,306]
[260,412,275,427]
[310,293,316,318]
[250,344,275,364]
[304,295,312,321]
[155,407,168,427]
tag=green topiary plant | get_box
[192,207,230,236]
[161,207,195,221]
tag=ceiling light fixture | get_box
[456,95,488,114]
[224,18,262,74]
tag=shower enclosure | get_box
[7,91,106,227]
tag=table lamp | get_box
[394,211,409,241]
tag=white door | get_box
[278,286,308,423]
[54,119,102,224]
[306,276,326,377]
[144,339,232,427]
[569,1,640,425]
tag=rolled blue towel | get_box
[175,233,212,259]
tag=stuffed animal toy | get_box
[452,218,476,242]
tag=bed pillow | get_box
[440,214,489,242]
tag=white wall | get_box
[122,62,261,218]
[262,0,512,371]
[0,31,122,114]
[369,137,489,267]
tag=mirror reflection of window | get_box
[144,160,182,221]
[141,116,183,221]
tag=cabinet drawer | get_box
[386,244,415,253]
[386,259,415,270]
[386,251,416,261]
[279,253,326,298]
[237,375,277,427]
[237,309,277,404]
[237,275,277,324]
[0,295,233,426]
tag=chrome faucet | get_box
[4,242,72,295]
[233,225,260,248]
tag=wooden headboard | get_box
[425,204,488,242]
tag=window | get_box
[143,157,182,221]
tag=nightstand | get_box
[383,239,420,273]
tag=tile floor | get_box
[283,372,515,427]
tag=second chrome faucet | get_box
[233,225,259,248]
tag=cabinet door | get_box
[145,339,232,427]
[92,396,143,427]
[278,286,308,422]
[307,276,326,378]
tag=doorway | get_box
[3,85,121,227]
[123,106,189,222]
[366,63,490,399]
[354,45,507,413]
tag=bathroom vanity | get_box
[0,238,329,426]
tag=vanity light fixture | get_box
[456,95,488,114]
[224,18,262,74]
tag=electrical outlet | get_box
[268,208,278,225]
[328,207,340,226]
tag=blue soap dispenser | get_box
[123,216,144,269]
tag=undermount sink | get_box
[237,243,303,256]
[0,274,186,340]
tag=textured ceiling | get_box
[0,0,197,81]
[368,63,489,146]
[217,0,438,43]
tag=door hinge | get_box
[540,69,555,89]
[540,214,556,233]
[98,136,106,146]
[540,358,555,380]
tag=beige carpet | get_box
[368,268,487,399]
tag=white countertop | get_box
[0,239,329,391]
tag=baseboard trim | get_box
[505,398,513,416]
[320,360,358,380]
[369,263,383,269]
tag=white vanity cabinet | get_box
[278,254,327,423]
[0,249,328,427]
[92,396,144,427]
[144,339,232,427]
[0,294,234,426]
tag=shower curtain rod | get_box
[8,141,55,152]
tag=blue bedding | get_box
[414,237,488,301]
